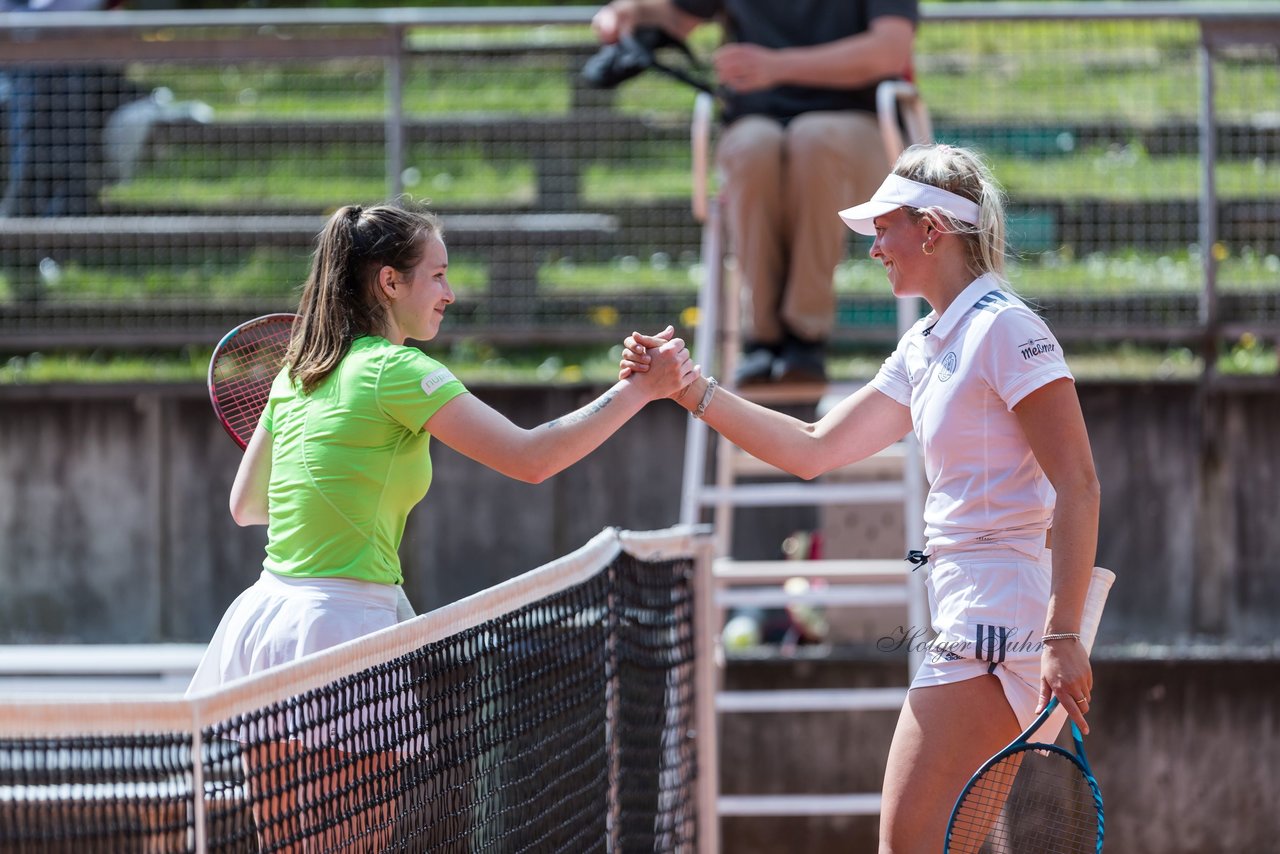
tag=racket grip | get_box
[1079,566,1116,653]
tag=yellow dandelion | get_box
[589,306,620,327]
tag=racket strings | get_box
[950,748,1100,854]
[211,318,294,447]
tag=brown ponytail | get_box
[287,204,442,394]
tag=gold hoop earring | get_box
[922,241,935,256]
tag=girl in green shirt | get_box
[191,203,697,850]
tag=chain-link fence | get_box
[911,7,1279,365]
[0,4,1275,370]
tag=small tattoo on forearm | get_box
[547,389,617,429]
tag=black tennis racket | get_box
[944,696,1104,853]
[208,313,298,449]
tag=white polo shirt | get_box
[869,274,1073,557]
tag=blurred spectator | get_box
[0,0,141,217]
[595,0,918,384]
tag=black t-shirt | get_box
[672,0,919,123]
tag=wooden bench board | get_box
[0,212,616,244]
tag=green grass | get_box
[995,151,1279,202]
[541,254,700,292]
[0,350,213,384]
[1008,248,1280,295]
[1063,345,1203,382]
[4,250,1274,303]
[434,341,631,384]
[132,61,569,120]
[834,250,1280,296]
[129,24,718,119]
[9,16,1278,387]
[124,19,1273,122]
[40,251,305,300]
[6,341,1271,386]
[917,20,1273,122]
[0,343,631,386]
[104,142,1277,211]
[7,253,491,302]
[587,148,1280,204]
[546,249,1280,298]
[105,144,535,209]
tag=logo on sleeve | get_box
[1018,337,1056,360]
[974,290,1011,314]
[937,351,958,382]
[420,367,457,396]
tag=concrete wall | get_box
[2,377,1278,852]
[1,379,1278,646]
[0,382,691,643]
[719,653,1280,854]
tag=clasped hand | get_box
[620,325,701,399]
[619,327,701,399]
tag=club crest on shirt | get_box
[420,367,456,396]
[1018,337,1056,360]
[937,351,958,382]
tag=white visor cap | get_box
[838,173,982,236]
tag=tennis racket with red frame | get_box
[208,313,298,449]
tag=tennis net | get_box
[0,526,713,853]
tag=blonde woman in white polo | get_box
[623,143,1100,853]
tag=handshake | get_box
[616,326,718,418]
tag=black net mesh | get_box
[0,733,194,853]
[2,13,1277,369]
[0,546,699,853]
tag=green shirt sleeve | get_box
[376,346,469,432]
[260,367,293,434]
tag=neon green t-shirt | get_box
[259,335,468,585]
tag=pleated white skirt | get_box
[186,569,415,697]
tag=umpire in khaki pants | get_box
[595,0,918,384]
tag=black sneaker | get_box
[734,344,778,386]
[773,337,827,384]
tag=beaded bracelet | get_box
[692,377,718,419]
[1041,632,1082,643]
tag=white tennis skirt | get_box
[911,546,1113,740]
[911,546,1056,734]
[187,569,415,697]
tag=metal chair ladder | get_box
[682,81,934,853]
